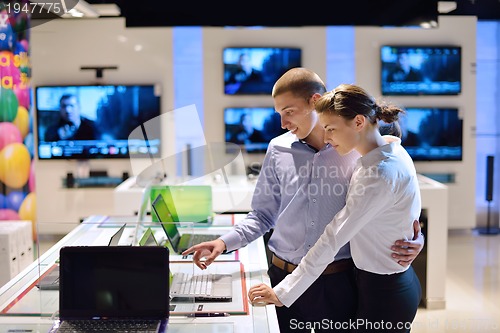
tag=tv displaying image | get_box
[380,46,461,95]
[36,85,161,160]
[398,107,463,161]
[224,107,287,153]
[223,47,301,95]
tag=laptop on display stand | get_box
[49,246,170,333]
[150,193,223,254]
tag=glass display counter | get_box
[0,215,279,333]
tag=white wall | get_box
[355,16,477,229]
[475,21,500,229]
[31,18,175,232]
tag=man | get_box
[229,113,266,146]
[387,53,423,82]
[45,94,98,141]
[183,68,424,333]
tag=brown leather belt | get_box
[272,254,354,275]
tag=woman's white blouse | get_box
[274,137,422,307]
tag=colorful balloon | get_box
[0,87,19,122]
[12,105,29,138]
[19,39,29,53]
[18,192,36,240]
[0,121,23,150]
[0,208,21,221]
[0,142,31,188]
[6,190,26,211]
[14,41,26,55]
[0,11,15,51]
[14,86,30,108]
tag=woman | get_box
[248,83,422,333]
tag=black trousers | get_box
[353,266,422,333]
[268,264,357,333]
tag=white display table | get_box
[0,215,279,333]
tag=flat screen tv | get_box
[224,107,287,153]
[223,47,301,95]
[398,107,463,161]
[380,45,461,95]
[35,84,161,160]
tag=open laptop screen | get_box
[59,246,170,319]
[151,193,181,250]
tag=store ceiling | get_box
[82,0,499,27]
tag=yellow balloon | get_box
[19,192,37,241]
[0,142,31,188]
[13,106,29,138]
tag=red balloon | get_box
[0,122,23,151]
[0,209,21,220]
[14,85,30,108]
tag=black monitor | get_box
[224,107,287,153]
[223,47,301,95]
[380,45,461,95]
[399,107,463,161]
[35,84,161,160]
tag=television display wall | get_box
[223,47,301,95]
[36,85,161,160]
[399,107,463,161]
[380,45,461,95]
[224,107,287,153]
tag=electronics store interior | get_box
[0,1,499,332]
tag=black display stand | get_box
[475,155,499,235]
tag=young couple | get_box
[184,68,423,333]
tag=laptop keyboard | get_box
[57,319,159,333]
[190,234,221,244]
[170,272,213,296]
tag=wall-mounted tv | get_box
[35,84,161,160]
[399,107,463,161]
[380,45,461,95]
[224,107,287,153]
[223,47,301,95]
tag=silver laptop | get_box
[169,269,233,302]
[151,193,223,254]
[49,246,169,333]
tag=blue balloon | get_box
[0,19,15,51]
[14,41,26,55]
[0,193,6,209]
[6,191,26,212]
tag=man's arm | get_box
[392,219,424,266]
